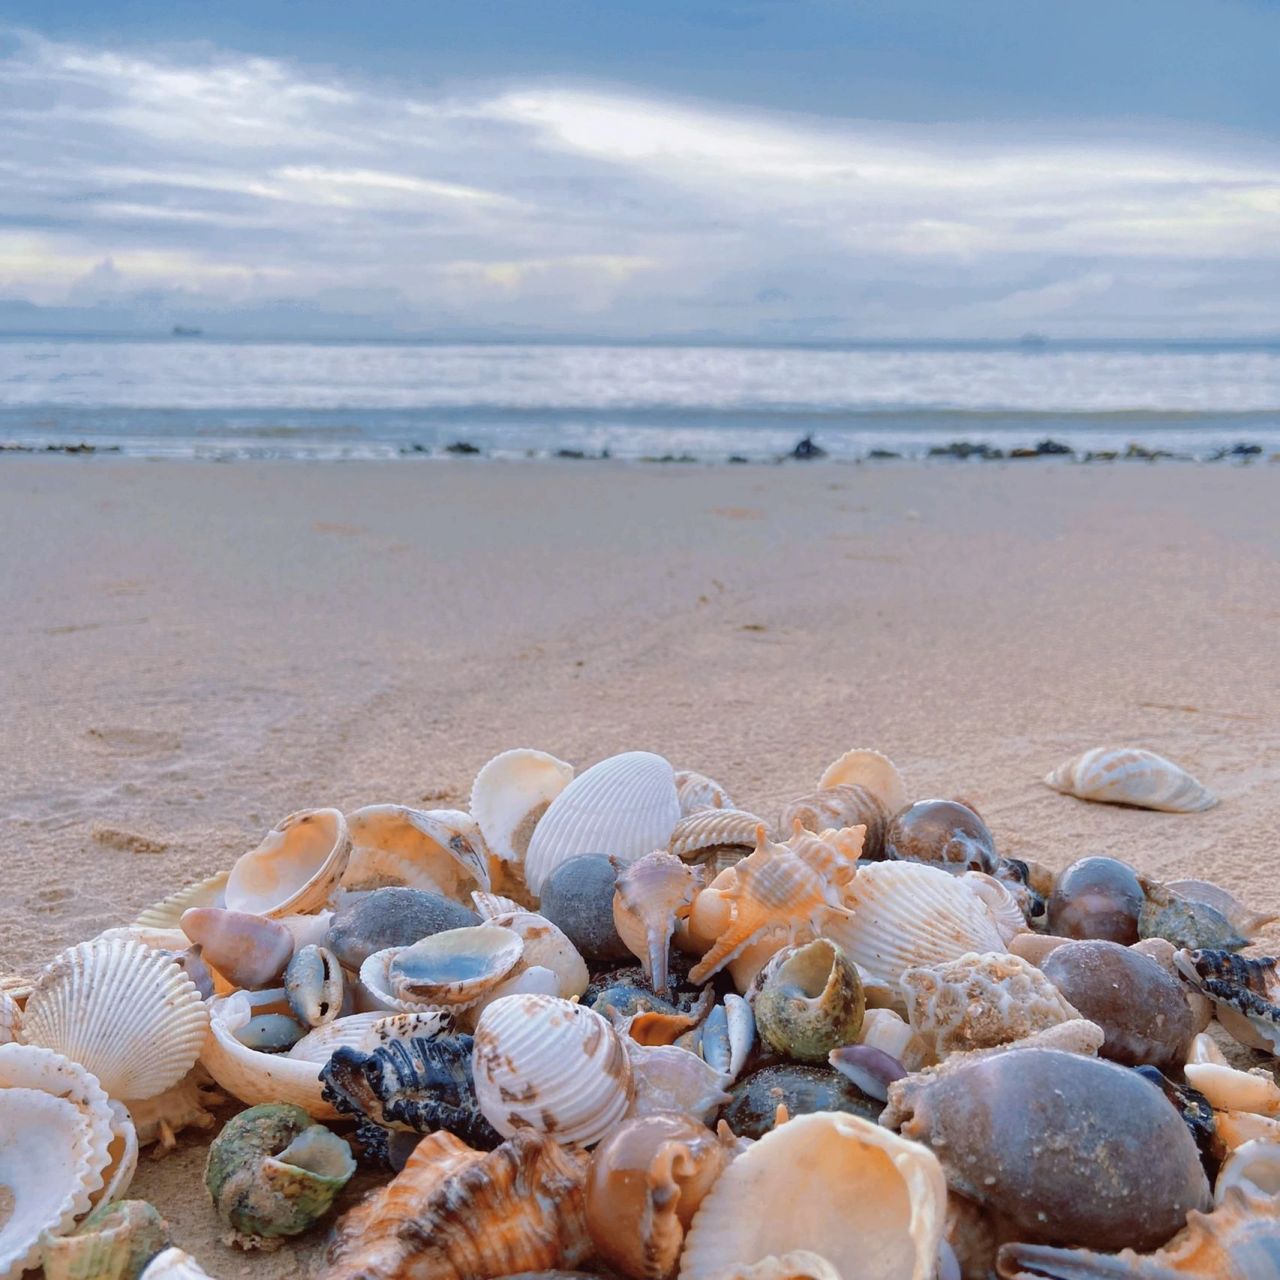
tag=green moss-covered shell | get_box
[753,939,864,1062]
[42,1200,170,1280]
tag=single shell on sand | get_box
[343,805,490,900]
[586,1114,734,1280]
[884,1047,1210,1251]
[1046,856,1144,945]
[225,808,351,917]
[1044,746,1216,812]
[470,748,575,863]
[524,752,682,897]
[719,1064,882,1139]
[41,1198,170,1280]
[883,800,998,875]
[20,939,208,1102]
[327,887,479,971]
[753,940,864,1063]
[180,908,294,991]
[1174,949,1280,1054]
[678,1111,945,1280]
[613,852,707,996]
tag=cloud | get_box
[1,27,1278,336]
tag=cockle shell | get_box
[40,1199,170,1280]
[343,805,490,901]
[139,1247,217,1279]
[470,748,575,863]
[479,911,589,1000]
[678,1111,945,1280]
[818,748,909,814]
[669,810,769,864]
[225,808,351,917]
[317,1128,592,1280]
[524,752,682,897]
[823,861,1006,994]
[21,939,208,1102]
[1044,747,1216,812]
[132,874,228,932]
[1174,949,1280,1053]
[625,1042,731,1123]
[586,1114,735,1280]
[674,770,733,815]
[614,852,707,996]
[471,891,524,919]
[358,948,457,1016]
[472,994,633,1146]
[126,1070,224,1150]
[753,940,865,1063]
[958,872,1028,945]
[389,926,524,1008]
[179,908,294,991]
[902,951,1079,1062]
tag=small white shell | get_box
[858,1008,918,1065]
[1043,747,1216,812]
[818,749,908,813]
[1185,1058,1280,1116]
[225,808,352,917]
[470,748,575,863]
[524,752,681,896]
[140,1247,218,1279]
[21,939,208,1102]
[625,1041,730,1123]
[479,911,589,999]
[342,805,490,900]
[674,769,734,814]
[1215,1139,1280,1205]
[472,993,633,1146]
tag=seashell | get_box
[388,926,523,1008]
[0,993,20,1046]
[817,748,909,813]
[669,809,768,864]
[1185,1055,1280,1119]
[539,854,633,964]
[41,1199,170,1280]
[471,891,524,919]
[719,1063,882,1139]
[1130,1065,1220,1169]
[96,1100,140,1208]
[678,1111,945,1280]
[613,852,708,997]
[823,861,1006,993]
[317,1128,591,1280]
[1216,1137,1280,1205]
[1046,856,1144,945]
[21,940,208,1102]
[224,808,351,917]
[138,1247,216,1279]
[753,939,864,1063]
[1174,949,1280,1054]
[1166,879,1278,940]
[132,873,228,932]
[1214,1108,1280,1152]
[778,787,890,860]
[958,871,1028,945]
[902,951,1079,1062]
[328,886,479,973]
[289,1010,450,1064]
[284,945,343,1027]
[343,805,490,900]
[828,1043,907,1102]
[712,1253,845,1280]
[674,769,733,815]
[476,911,588,1000]
[204,1102,354,1248]
[1009,933,1070,967]
[625,1042,731,1123]
[992,858,1048,929]
[857,1007,919,1066]
[1044,746,1216,812]
[470,748,575,863]
[692,996,755,1081]
[885,1048,1210,1251]
[200,992,338,1118]
[1139,878,1248,952]
[276,910,334,952]
[586,1113,734,1280]
[358,948,453,1015]
[524,752,682,897]
[126,1070,224,1151]
[883,799,998,874]
[178,908,293,991]
[472,994,633,1146]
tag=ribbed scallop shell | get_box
[823,861,1006,992]
[140,1247,218,1278]
[225,808,352,917]
[21,940,208,1102]
[471,748,576,863]
[200,993,338,1119]
[524,752,681,897]
[471,891,524,919]
[670,809,770,862]
[818,749,909,813]
[778,787,889,852]
[674,770,734,815]
[958,872,1028,946]
[343,806,490,900]
[0,994,20,1046]
[677,1111,945,1280]
[1044,746,1216,812]
[473,994,633,1146]
[132,873,228,931]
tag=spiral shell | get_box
[753,940,865,1063]
[225,808,351,917]
[674,770,733,815]
[1044,746,1216,812]
[41,1199,170,1280]
[614,852,707,996]
[343,805,490,901]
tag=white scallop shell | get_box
[470,748,575,863]
[1043,747,1216,812]
[479,911,589,999]
[674,769,734,815]
[822,861,1006,993]
[625,1041,730,1123]
[818,749,909,814]
[96,1100,139,1207]
[20,940,208,1102]
[140,1248,218,1279]
[1215,1139,1280,1206]
[677,1111,946,1280]
[0,994,20,1046]
[524,751,681,896]
[199,992,337,1119]
[131,872,228,931]
[342,806,490,900]
[225,808,352,917]
[472,993,633,1146]
[958,871,1028,946]
[287,1011,451,1064]
[669,810,770,861]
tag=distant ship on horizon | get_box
[171,324,203,337]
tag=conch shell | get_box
[613,852,707,996]
[343,805,490,901]
[225,808,351,916]
[1043,747,1216,812]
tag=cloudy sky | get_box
[1,1,1278,339]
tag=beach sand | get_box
[3,456,1279,1274]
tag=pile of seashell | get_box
[4,741,1277,1279]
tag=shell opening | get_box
[780,940,839,1002]
[273,1127,356,1182]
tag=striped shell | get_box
[470,748,575,863]
[225,808,352,917]
[818,749,909,813]
[1044,747,1216,812]
[20,940,208,1102]
[131,872,228,931]
[472,994,633,1146]
[343,806,490,900]
[288,1011,452,1064]
[524,752,681,897]
[670,809,771,862]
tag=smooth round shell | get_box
[225,808,351,917]
[180,908,294,991]
[883,800,997,874]
[1046,856,1145,944]
[470,748,575,863]
[719,1064,882,1139]
[753,940,865,1063]
[1044,746,1216,812]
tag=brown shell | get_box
[778,786,890,859]
[317,1129,590,1280]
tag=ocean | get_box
[2,336,1278,461]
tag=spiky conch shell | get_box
[139,1247,217,1278]
[613,852,707,996]
[1043,746,1216,813]
[224,807,351,917]
[778,787,892,860]
[317,1128,591,1280]
[472,994,633,1147]
[677,1110,945,1280]
[0,1044,116,1279]
[674,769,734,815]
[342,805,491,901]
[822,861,1006,994]
[470,747,575,864]
[669,810,771,863]
[20,939,208,1102]
[524,752,682,897]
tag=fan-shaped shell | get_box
[343,806,490,900]
[678,1111,946,1280]
[525,752,681,897]
[471,891,525,919]
[670,810,770,863]
[359,948,462,1016]
[479,911,590,999]
[21,940,208,1102]
[823,862,1006,993]
[779,787,890,858]
[132,873,228,931]
[225,808,351,917]
[818,749,909,813]
[473,994,633,1146]
[470,748,576,863]
[1044,747,1216,812]
[674,770,733,815]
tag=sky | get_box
[1,1,1278,340]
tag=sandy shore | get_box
[3,457,1279,1274]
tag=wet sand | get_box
[2,456,1279,1274]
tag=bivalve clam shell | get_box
[225,808,351,917]
[388,926,524,1008]
[478,911,589,999]
[817,748,909,813]
[470,748,575,863]
[343,805,490,900]
[1043,746,1216,812]
[132,873,228,932]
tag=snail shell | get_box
[752,939,864,1063]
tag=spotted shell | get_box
[225,808,352,917]
[1044,747,1216,812]
[343,805,490,901]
